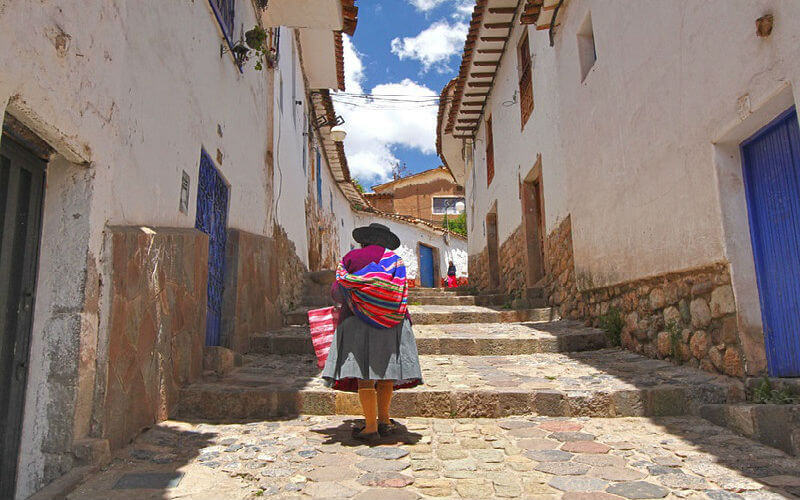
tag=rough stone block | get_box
[710,285,736,318]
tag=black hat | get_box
[352,223,400,250]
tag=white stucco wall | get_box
[274,27,313,265]
[0,1,276,496]
[468,0,800,294]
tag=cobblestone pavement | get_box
[71,415,800,499]
[198,348,736,396]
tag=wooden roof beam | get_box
[467,82,492,88]
[480,36,508,42]
[470,72,495,78]
[488,7,517,14]
[461,101,485,106]
[484,22,512,29]
[473,60,500,66]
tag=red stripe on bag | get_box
[307,306,340,369]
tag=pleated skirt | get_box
[321,316,423,392]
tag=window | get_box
[432,197,466,215]
[209,0,236,46]
[486,116,494,186]
[577,12,597,82]
[517,32,534,127]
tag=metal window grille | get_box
[209,0,236,45]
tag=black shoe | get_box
[378,419,400,436]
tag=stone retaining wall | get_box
[104,227,208,450]
[222,225,305,353]
[498,225,526,297]
[467,250,489,291]
[543,216,751,377]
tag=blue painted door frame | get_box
[741,106,800,377]
[195,150,229,347]
[419,244,435,288]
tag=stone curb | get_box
[250,329,608,356]
[176,384,727,421]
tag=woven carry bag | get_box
[307,306,340,369]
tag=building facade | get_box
[439,0,800,380]
[365,166,465,226]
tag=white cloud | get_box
[408,0,449,11]
[390,20,468,73]
[336,37,439,184]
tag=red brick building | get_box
[364,166,464,225]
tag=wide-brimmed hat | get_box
[353,223,400,250]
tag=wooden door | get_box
[0,134,45,497]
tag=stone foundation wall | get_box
[271,223,307,315]
[104,227,207,450]
[544,215,751,378]
[544,216,581,320]
[498,224,526,296]
[222,227,304,353]
[305,199,342,272]
[467,250,489,291]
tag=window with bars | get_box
[517,32,534,127]
[209,0,236,46]
[486,116,495,186]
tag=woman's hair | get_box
[449,260,454,265]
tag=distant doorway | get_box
[522,167,545,286]
[419,243,435,288]
[0,131,46,498]
[486,209,500,290]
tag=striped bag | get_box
[335,249,409,329]
[307,306,340,369]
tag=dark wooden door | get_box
[522,179,545,286]
[486,212,500,290]
[0,135,45,498]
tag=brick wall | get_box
[390,177,462,223]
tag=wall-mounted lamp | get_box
[330,124,347,142]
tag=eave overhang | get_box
[445,0,521,139]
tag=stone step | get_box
[699,403,800,457]
[407,305,556,325]
[176,349,742,421]
[284,305,556,326]
[301,294,334,307]
[251,320,609,356]
[409,294,507,306]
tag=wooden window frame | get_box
[517,32,534,128]
[486,116,495,186]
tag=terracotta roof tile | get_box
[436,78,457,175]
[334,31,345,91]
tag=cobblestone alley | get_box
[70,288,800,499]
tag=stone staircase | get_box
[177,286,753,428]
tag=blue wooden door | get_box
[419,245,434,288]
[741,107,800,377]
[195,151,229,346]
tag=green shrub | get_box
[753,377,798,404]
[598,307,623,347]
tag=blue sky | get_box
[334,0,472,188]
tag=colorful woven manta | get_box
[335,249,409,329]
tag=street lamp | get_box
[443,198,466,232]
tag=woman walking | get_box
[321,223,423,441]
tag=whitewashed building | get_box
[439,0,800,380]
[0,1,466,496]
